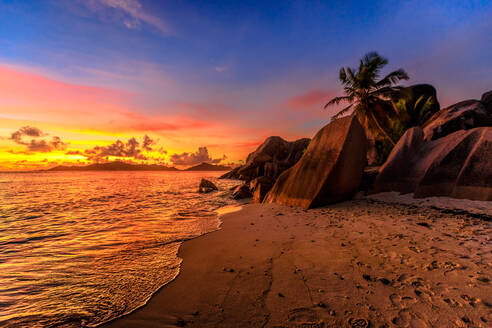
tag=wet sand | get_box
[105,198,491,328]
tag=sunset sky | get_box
[0,0,491,170]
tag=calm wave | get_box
[0,171,239,327]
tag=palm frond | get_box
[324,96,352,109]
[346,67,356,83]
[339,67,348,85]
[370,86,401,98]
[375,69,409,88]
[332,104,354,119]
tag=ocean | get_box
[0,171,240,327]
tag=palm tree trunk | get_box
[368,110,396,146]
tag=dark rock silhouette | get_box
[373,127,426,194]
[415,127,492,200]
[237,136,310,181]
[422,99,491,141]
[219,166,241,179]
[232,184,253,199]
[482,90,492,113]
[361,84,439,165]
[198,178,218,193]
[374,126,492,201]
[264,115,367,209]
[358,166,380,195]
[249,176,275,203]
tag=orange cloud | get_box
[0,65,341,171]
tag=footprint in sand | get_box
[390,294,416,307]
[476,276,490,284]
[443,297,462,307]
[460,294,481,307]
[347,317,369,327]
[391,309,412,327]
[409,318,429,328]
[288,307,321,327]
[390,294,402,307]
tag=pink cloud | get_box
[285,89,330,109]
[0,65,214,133]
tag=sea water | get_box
[0,171,239,327]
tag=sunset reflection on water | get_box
[0,171,239,327]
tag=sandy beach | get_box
[105,198,491,328]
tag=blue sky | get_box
[0,0,491,168]
[2,1,491,101]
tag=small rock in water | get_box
[198,178,218,193]
[232,184,253,199]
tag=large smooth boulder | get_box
[198,178,218,193]
[249,176,275,203]
[232,184,253,200]
[481,90,492,114]
[237,136,310,181]
[249,176,275,192]
[219,166,242,179]
[356,101,394,165]
[374,127,492,201]
[358,166,380,195]
[264,115,367,209]
[372,127,427,194]
[391,84,440,126]
[422,99,491,141]
[415,128,492,200]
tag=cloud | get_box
[142,134,156,151]
[285,89,330,109]
[71,135,160,162]
[170,146,226,166]
[90,0,170,34]
[10,126,45,143]
[215,66,227,73]
[9,126,67,152]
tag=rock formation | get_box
[374,126,492,201]
[372,127,427,194]
[415,128,492,200]
[236,136,310,181]
[232,184,253,200]
[249,176,275,203]
[198,178,218,193]
[264,115,367,209]
[422,99,491,141]
[362,84,440,165]
[481,90,492,113]
[218,166,242,179]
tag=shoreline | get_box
[94,203,244,328]
[104,197,491,328]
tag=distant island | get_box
[183,162,231,171]
[45,161,231,172]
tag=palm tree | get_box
[324,52,409,145]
